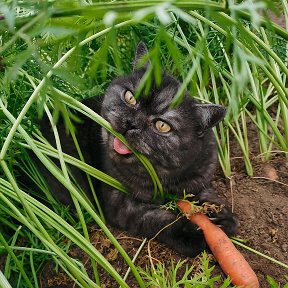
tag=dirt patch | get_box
[214,156,288,287]
[39,151,288,287]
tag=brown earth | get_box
[39,146,288,287]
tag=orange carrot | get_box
[177,200,259,288]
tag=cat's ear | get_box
[195,104,226,135]
[133,41,151,70]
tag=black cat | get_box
[39,42,238,257]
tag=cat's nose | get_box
[124,120,138,134]
[123,117,142,135]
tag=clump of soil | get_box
[39,153,288,288]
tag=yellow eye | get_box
[124,90,137,106]
[155,120,171,133]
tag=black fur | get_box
[39,42,238,257]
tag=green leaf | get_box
[266,275,279,288]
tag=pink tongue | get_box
[113,138,132,155]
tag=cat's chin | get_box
[110,150,137,165]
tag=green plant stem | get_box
[210,69,231,177]
[236,10,288,40]
[240,108,253,176]
[0,100,144,287]
[0,11,47,54]
[52,87,164,198]
[246,93,287,151]
[186,10,287,157]
[226,118,253,176]
[0,269,12,288]
[0,161,53,242]
[9,0,288,42]
[215,11,288,73]
[171,54,201,107]
[50,1,227,18]
[0,179,128,288]
[0,18,135,163]
[66,114,105,221]
[122,238,147,283]
[249,64,269,159]
[0,246,57,255]
[0,233,33,288]
[0,181,110,286]
[4,226,21,279]
[231,239,288,270]
[260,28,288,147]
[29,252,39,288]
[57,107,102,285]
[188,10,288,107]
[19,139,128,193]
[44,105,100,285]
[19,38,163,199]
[0,193,99,288]
[44,105,92,233]
[0,142,98,287]
[245,109,280,156]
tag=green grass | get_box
[0,0,288,287]
[139,252,232,287]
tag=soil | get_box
[39,130,288,287]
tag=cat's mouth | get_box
[113,137,133,156]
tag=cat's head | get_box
[101,42,226,178]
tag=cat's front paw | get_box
[164,218,206,257]
[195,188,239,236]
[209,207,239,236]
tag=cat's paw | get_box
[165,218,206,257]
[209,207,239,236]
[194,188,239,236]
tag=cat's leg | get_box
[101,189,206,257]
[194,187,239,235]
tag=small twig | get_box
[121,238,147,285]
[116,236,144,242]
[147,216,183,282]
[252,176,288,187]
[255,150,288,158]
[231,239,288,269]
[230,156,245,161]
[229,176,235,213]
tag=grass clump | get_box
[140,252,232,287]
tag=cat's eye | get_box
[155,120,171,133]
[124,90,137,106]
